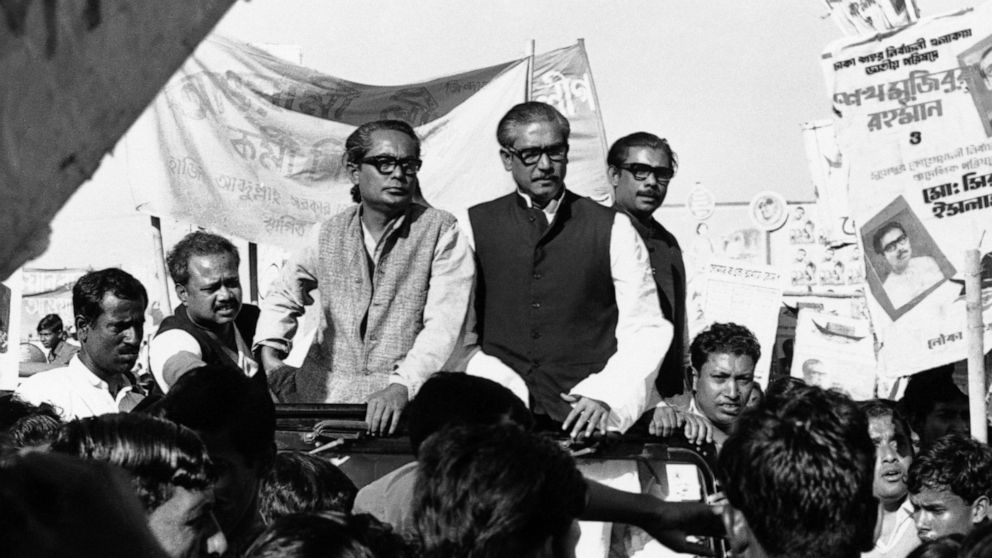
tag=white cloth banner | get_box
[128,36,610,247]
[824,5,992,377]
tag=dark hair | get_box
[151,365,275,470]
[979,46,992,80]
[606,132,679,174]
[259,452,358,524]
[961,519,992,558]
[719,384,876,558]
[344,120,421,204]
[859,399,915,459]
[690,322,761,373]
[496,102,570,148]
[413,423,586,558]
[0,394,62,451]
[49,413,214,513]
[0,393,62,449]
[37,314,63,334]
[909,534,965,558]
[72,268,148,326]
[908,433,992,504]
[166,231,240,286]
[764,376,807,401]
[872,221,906,254]
[245,512,409,558]
[0,452,172,558]
[406,372,533,455]
[899,365,967,434]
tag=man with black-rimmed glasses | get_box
[465,102,671,440]
[608,132,689,405]
[255,120,474,435]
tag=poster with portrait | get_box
[824,4,992,377]
[790,309,876,400]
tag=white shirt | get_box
[862,498,920,558]
[462,189,671,433]
[882,256,943,308]
[15,355,136,420]
[148,324,258,394]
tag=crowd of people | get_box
[3,102,992,558]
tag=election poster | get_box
[790,309,877,399]
[824,4,992,377]
[0,270,23,390]
[699,259,785,387]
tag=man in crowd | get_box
[899,364,969,452]
[16,268,147,419]
[650,322,759,449]
[257,119,474,435]
[607,132,688,401]
[860,399,921,558]
[467,102,670,437]
[719,384,876,558]
[908,433,992,542]
[149,231,260,393]
[152,364,276,557]
[37,313,78,366]
[873,221,943,308]
[50,413,228,557]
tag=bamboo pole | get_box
[965,249,987,443]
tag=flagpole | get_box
[149,215,173,314]
[525,39,535,101]
[249,242,259,304]
[965,248,987,443]
[578,38,613,203]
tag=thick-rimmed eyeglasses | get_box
[881,233,909,254]
[360,156,423,176]
[618,163,674,181]
[503,144,569,166]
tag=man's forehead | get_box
[623,145,670,166]
[701,352,755,375]
[189,252,239,278]
[512,120,566,146]
[366,129,417,155]
[912,486,965,505]
[99,292,147,317]
[880,227,903,243]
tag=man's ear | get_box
[971,494,990,524]
[74,315,89,342]
[691,367,699,392]
[175,283,188,304]
[347,162,361,185]
[499,148,513,171]
[607,165,621,187]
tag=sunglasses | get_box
[618,163,674,181]
[360,156,423,176]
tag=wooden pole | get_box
[965,249,987,443]
[150,216,173,314]
[525,39,535,101]
[248,242,259,304]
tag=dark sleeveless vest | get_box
[156,303,261,377]
[469,190,618,422]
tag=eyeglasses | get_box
[881,233,909,254]
[503,144,569,166]
[360,156,423,176]
[618,163,674,181]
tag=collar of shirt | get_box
[516,188,564,223]
[69,354,132,398]
[359,204,408,262]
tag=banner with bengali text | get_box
[128,36,610,246]
[823,4,992,377]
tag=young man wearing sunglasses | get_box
[607,132,689,406]
[256,120,474,435]
[465,102,671,439]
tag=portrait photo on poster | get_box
[860,195,955,320]
[957,32,992,138]
[749,190,788,231]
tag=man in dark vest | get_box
[608,132,688,402]
[149,231,261,393]
[467,102,671,438]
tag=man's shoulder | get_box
[16,364,75,398]
[409,203,458,228]
[468,192,517,216]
